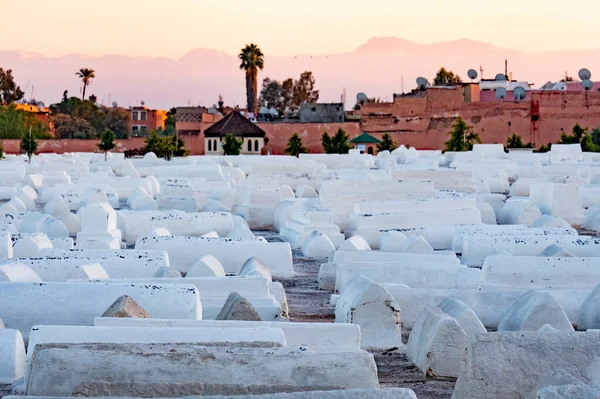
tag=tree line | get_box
[218,130,398,156]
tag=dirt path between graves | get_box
[258,232,456,399]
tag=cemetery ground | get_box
[259,232,456,399]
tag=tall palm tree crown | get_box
[76,68,96,101]
[238,44,264,114]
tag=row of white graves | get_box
[4,141,600,397]
[0,151,414,398]
[310,145,600,398]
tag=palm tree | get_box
[76,68,96,101]
[238,44,264,114]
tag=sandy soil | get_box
[259,232,456,399]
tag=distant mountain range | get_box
[2,37,600,110]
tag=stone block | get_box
[216,293,262,321]
[102,295,151,318]
[452,331,600,398]
[335,276,402,350]
[498,290,573,332]
[302,231,336,257]
[407,306,467,377]
[27,344,379,396]
[437,297,486,337]
[0,262,42,283]
[187,255,226,277]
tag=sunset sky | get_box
[3,0,599,58]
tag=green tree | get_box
[239,44,265,113]
[591,127,600,145]
[564,124,600,152]
[163,108,177,135]
[52,114,97,139]
[50,96,128,138]
[537,143,552,153]
[259,78,285,114]
[98,129,116,161]
[433,68,462,86]
[171,136,187,158]
[282,78,294,112]
[103,106,130,139]
[142,130,186,160]
[143,130,162,156]
[506,133,525,148]
[377,133,398,152]
[506,133,533,149]
[322,128,351,154]
[75,68,96,101]
[259,72,318,114]
[222,134,243,155]
[0,68,24,105]
[581,134,600,152]
[445,116,481,151]
[292,71,319,109]
[21,128,38,163]
[284,133,309,157]
[0,105,49,139]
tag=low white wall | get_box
[0,282,202,342]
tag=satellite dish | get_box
[140,100,145,106]
[513,87,526,101]
[579,68,592,81]
[356,92,368,103]
[495,87,507,100]
[582,79,593,91]
[207,107,218,115]
[467,69,478,80]
[259,106,269,114]
[416,77,428,89]
[495,73,507,81]
[112,101,118,108]
[269,107,279,116]
[36,101,45,107]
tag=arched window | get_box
[247,139,252,152]
[214,139,218,151]
[255,140,259,152]
[208,140,212,152]
[367,147,374,155]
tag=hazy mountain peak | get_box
[355,36,417,53]
[179,48,232,61]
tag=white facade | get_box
[205,137,265,155]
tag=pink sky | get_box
[3,0,600,58]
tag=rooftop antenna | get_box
[467,69,478,82]
[495,87,507,101]
[356,92,368,105]
[513,86,526,101]
[505,59,508,80]
[579,68,592,81]
[401,75,404,93]
[479,65,484,80]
